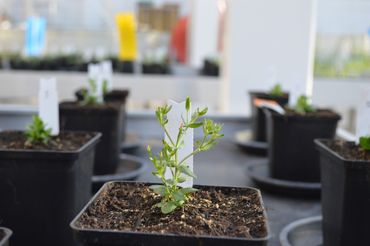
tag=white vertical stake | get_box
[88,64,103,103]
[101,60,113,91]
[165,100,194,188]
[39,78,59,136]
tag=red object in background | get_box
[170,16,188,63]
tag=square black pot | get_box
[70,181,270,246]
[0,132,101,246]
[0,227,12,246]
[60,102,122,175]
[249,92,289,142]
[264,109,340,182]
[315,139,370,246]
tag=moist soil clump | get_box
[0,131,95,151]
[76,182,268,239]
[327,140,370,161]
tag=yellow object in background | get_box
[115,13,137,61]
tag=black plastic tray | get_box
[92,154,147,193]
[279,216,322,246]
[234,130,267,156]
[247,162,320,198]
[0,227,12,246]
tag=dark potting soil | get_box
[0,131,95,151]
[76,182,268,239]
[284,109,339,118]
[327,140,370,161]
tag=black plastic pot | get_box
[315,140,370,246]
[0,227,12,246]
[249,92,289,142]
[0,132,101,246]
[142,63,170,74]
[74,89,129,142]
[201,59,219,76]
[60,102,122,175]
[264,109,340,182]
[71,181,270,246]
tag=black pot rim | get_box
[315,139,370,165]
[70,181,271,242]
[0,227,12,245]
[0,131,101,160]
[263,108,341,122]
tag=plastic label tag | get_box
[39,78,59,136]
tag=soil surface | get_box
[0,131,95,151]
[76,182,268,239]
[60,101,120,110]
[327,140,370,161]
[284,108,340,118]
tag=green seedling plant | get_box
[294,95,315,114]
[269,83,284,97]
[359,136,370,151]
[25,116,52,145]
[81,79,100,105]
[147,97,224,214]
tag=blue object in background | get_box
[25,17,46,56]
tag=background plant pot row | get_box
[0,132,101,246]
[249,92,289,143]
[265,109,341,182]
[315,140,370,246]
[141,63,170,74]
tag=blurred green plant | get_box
[25,116,52,145]
[294,95,315,114]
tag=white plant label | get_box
[39,78,59,136]
[101,60,113,92]
[165,100,194,188]
[355,89,370,143]
[88,64,103,103]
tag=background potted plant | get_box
[0,227,12,246]
[70,97,270,246]
[0,116,101,246]
[264,95,341,183]
[249,84,290,144]
[315,136,370,246]
[60,78,122,175]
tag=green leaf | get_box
[149,185,166,196]
[294,95,315,114]
[359,136,370,151]
[161,201,177,214]
[185,97,191,111]
[188,122,203,128]
[269,83,284,97]
[177,176,188,183]
[179,164,197,178]
[173,190,185,202]
[181,187,198,194]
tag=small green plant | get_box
[269,83,284,96]
[25,116,52,145]
[81,79,99,105]
[359,136,370,151]
[294,95,315,114]
[147,97,223,214]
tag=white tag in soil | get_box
[39,78,59,136]
[356,89,370,142]
[165,100,194,188]
[88,64,103,103]
[101,61,113,92]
